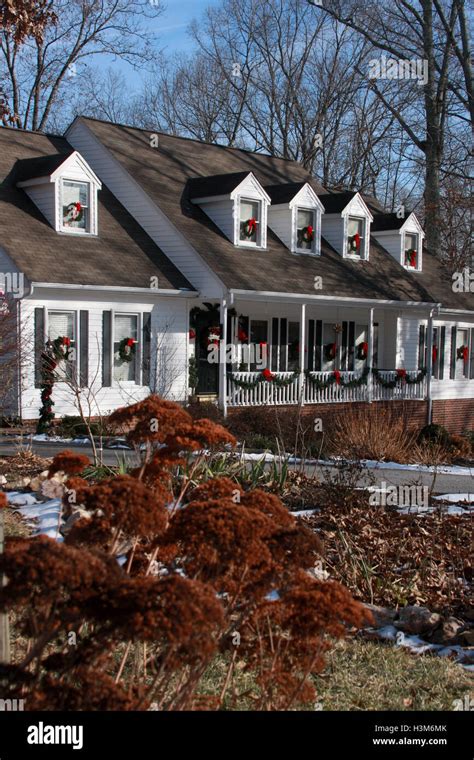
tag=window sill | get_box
[58,229,96,237]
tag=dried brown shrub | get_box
[47,451,90,477]
[1,395,365,711]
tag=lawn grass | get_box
[198,638,473,711]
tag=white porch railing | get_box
[227,371,302,406]
[227,369,427,406]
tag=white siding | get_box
[197,199,234,242]
[431,315,474,400]
[372,230,402,264]
[24,184,56,228]
[19,293,189,421]
[66,120,223,298]
[321,213,344,254]
[267,206,292,249]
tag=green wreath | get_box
[118,337,136,363]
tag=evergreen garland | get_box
[229,369,299,389]
[305,366,370,390]
[372,367,426,388]
[36,337,73,434]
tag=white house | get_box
[0,118,472,433]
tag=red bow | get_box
[247,218,257,232]
[463,346,469,362]
[397,368,407,379]
[334,370,341,385]
[362,341,368,357]
[189,328,196,339]
[432,345,437,363]
[75,202,82,212]
[410,250,416,267]
[354,232,361,250]
[126,338,135,347]
[63,336,71,346]
[262,368,274,381]
[238,329,248,341]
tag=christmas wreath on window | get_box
[53,335,73,360]
[242,217,257,238]
[405,249,417,268]
[63,201,83,225]
[457,345,469,362]
[118,337,136,363]
[356,341,368,360]
[348,232,361,252]
[301,225,314,243]
[324,342,337,361]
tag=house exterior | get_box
[0,119,472,433]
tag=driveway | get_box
[0,437,472,494]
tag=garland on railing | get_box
[304,366,370,390]
[372,367,426,388]
[229,369,299,390]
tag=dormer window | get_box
[61,180,90,232]
[239,199,261,246]
[296,208,316,253]
[347,216,365,257]
[404,232,418,269]
[15,150,101,236]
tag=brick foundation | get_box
[432,398,474,435]
[228,398,474,435]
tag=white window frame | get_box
[46,309,78,383]
[345,215,367,259]
[403,231,420,270]
[237,197,264,248]
[59,178,92,235]
[294,207,317,255]
[112,311,142,386]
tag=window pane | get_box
[250,320,268,370]
[405,233,417,267]
[62,181,88,230]
[49,311,74,341]
[296,209,315,251]
[48,311,74,381]
[239,200,259,243]
[114,315,138,382]
[347,217,363,255]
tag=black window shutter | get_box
[348,322,355,371]
[439,326,446,380]
[279,318,287,371]
[34,307,45,388]
[373,323,379,368]
[308,319,315,371]
[79,310,89,388]
[418,325,426,370]
[341,321,348,370]
[271,317,279,371]
[470,328,474,380]
[315,320,322,371]
[142,312,152,386]
[102,311,112,387]
[449,326,457,379]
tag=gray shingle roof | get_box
[0,128,193,291]
[79,117,473,311]
[187,171,250,199]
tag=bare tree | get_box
[0,0,164,131]
[307,0,472,255]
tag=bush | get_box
[0,395,366,711]
[54,415,110,439]
[186,399,224,424]
[328,406,418,463]
[226,406,325,457]
[418,424,450,445]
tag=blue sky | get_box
[105,0,222,90]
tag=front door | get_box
[195,309,219,395]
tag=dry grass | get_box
[198,639,473,711]
[328,406,418,462]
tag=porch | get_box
[209,293,434,411]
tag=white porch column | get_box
[367,307,374,403]
[299,302,306,405]
[219,297,228,417]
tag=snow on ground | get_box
[6,491,62,540]
[365,625,474,668]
